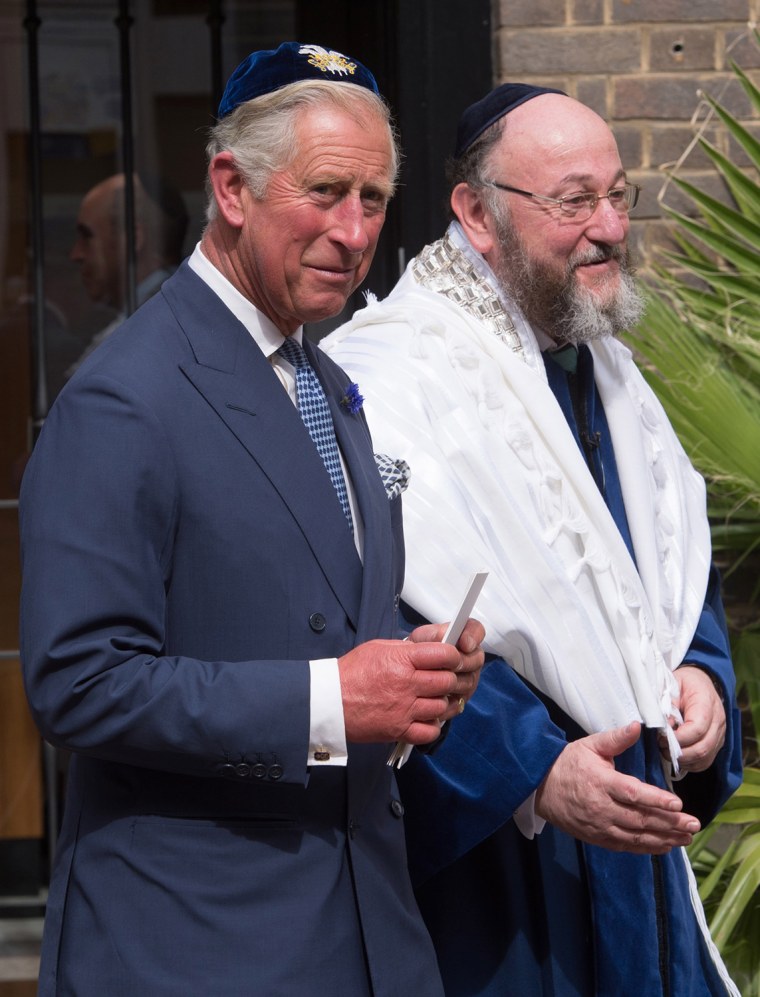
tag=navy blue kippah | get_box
[218,42,380,119]
[454,83,567,157]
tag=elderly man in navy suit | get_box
[20,43,484,997]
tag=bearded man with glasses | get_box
[325,84,741,996]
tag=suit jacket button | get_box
[309,612,327,633]
[251,763,267,779]
[217,763,237,779]
[390,798,405,818]
[268,764,284,781]
[235,762,251,778]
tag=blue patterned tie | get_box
[277,337,353,533]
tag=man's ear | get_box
[450,182,495,256]
[207,152,247,229]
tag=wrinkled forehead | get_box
[279,98,399,187]
[491,94,622,184]
[287,101,396,181]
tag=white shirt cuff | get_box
[513,791,546,839]
[308,658,348,766]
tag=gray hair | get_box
[204,79,400,223]
[445,115,508,224]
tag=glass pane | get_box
[0,0,300,910]
[34,6,119,397]
[0,508,20,651]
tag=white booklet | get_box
[387,570,489,768]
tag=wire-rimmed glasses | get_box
[484,180,641,220]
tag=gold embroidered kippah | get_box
[218,42,379,119]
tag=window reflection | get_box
[0,0,297,901]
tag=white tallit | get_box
[324,222,712,766]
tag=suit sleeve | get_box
[19,372,312,784]
[398,655,567,886]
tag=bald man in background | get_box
[68,171,188,369]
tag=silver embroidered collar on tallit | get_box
[412,232,525,359]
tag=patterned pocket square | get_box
[374,454,411,499]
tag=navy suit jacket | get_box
[20,263,441,996]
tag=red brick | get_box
[649,28,717,72]
[724,31,760,69]
[611,0,748,23]
[613,125,644,169]
[650,124,723,170]
[613,74,752,119]
[576,77,608,115]
[697,75,760,118]
[500,28,641,74]
[498,0,566,27]
[570,0,604,25]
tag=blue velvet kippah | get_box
[454,83,567,157]
[218,42,380,119]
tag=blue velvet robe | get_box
[399,344,743,996]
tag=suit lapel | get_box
[163,267,399,818]
[307,339,396,643]
[306,341,402,812]
[162,266,363,629]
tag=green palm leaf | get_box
[628,53,760,984]
[709,831,760,947]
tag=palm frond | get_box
[627,52,760,983]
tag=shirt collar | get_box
[187,242,302,356]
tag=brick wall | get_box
[493,1,760,264]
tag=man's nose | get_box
[331,195,371,254]
[584,196,627,244]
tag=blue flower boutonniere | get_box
[340,382,364,415]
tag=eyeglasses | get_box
[484,180,641,219]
